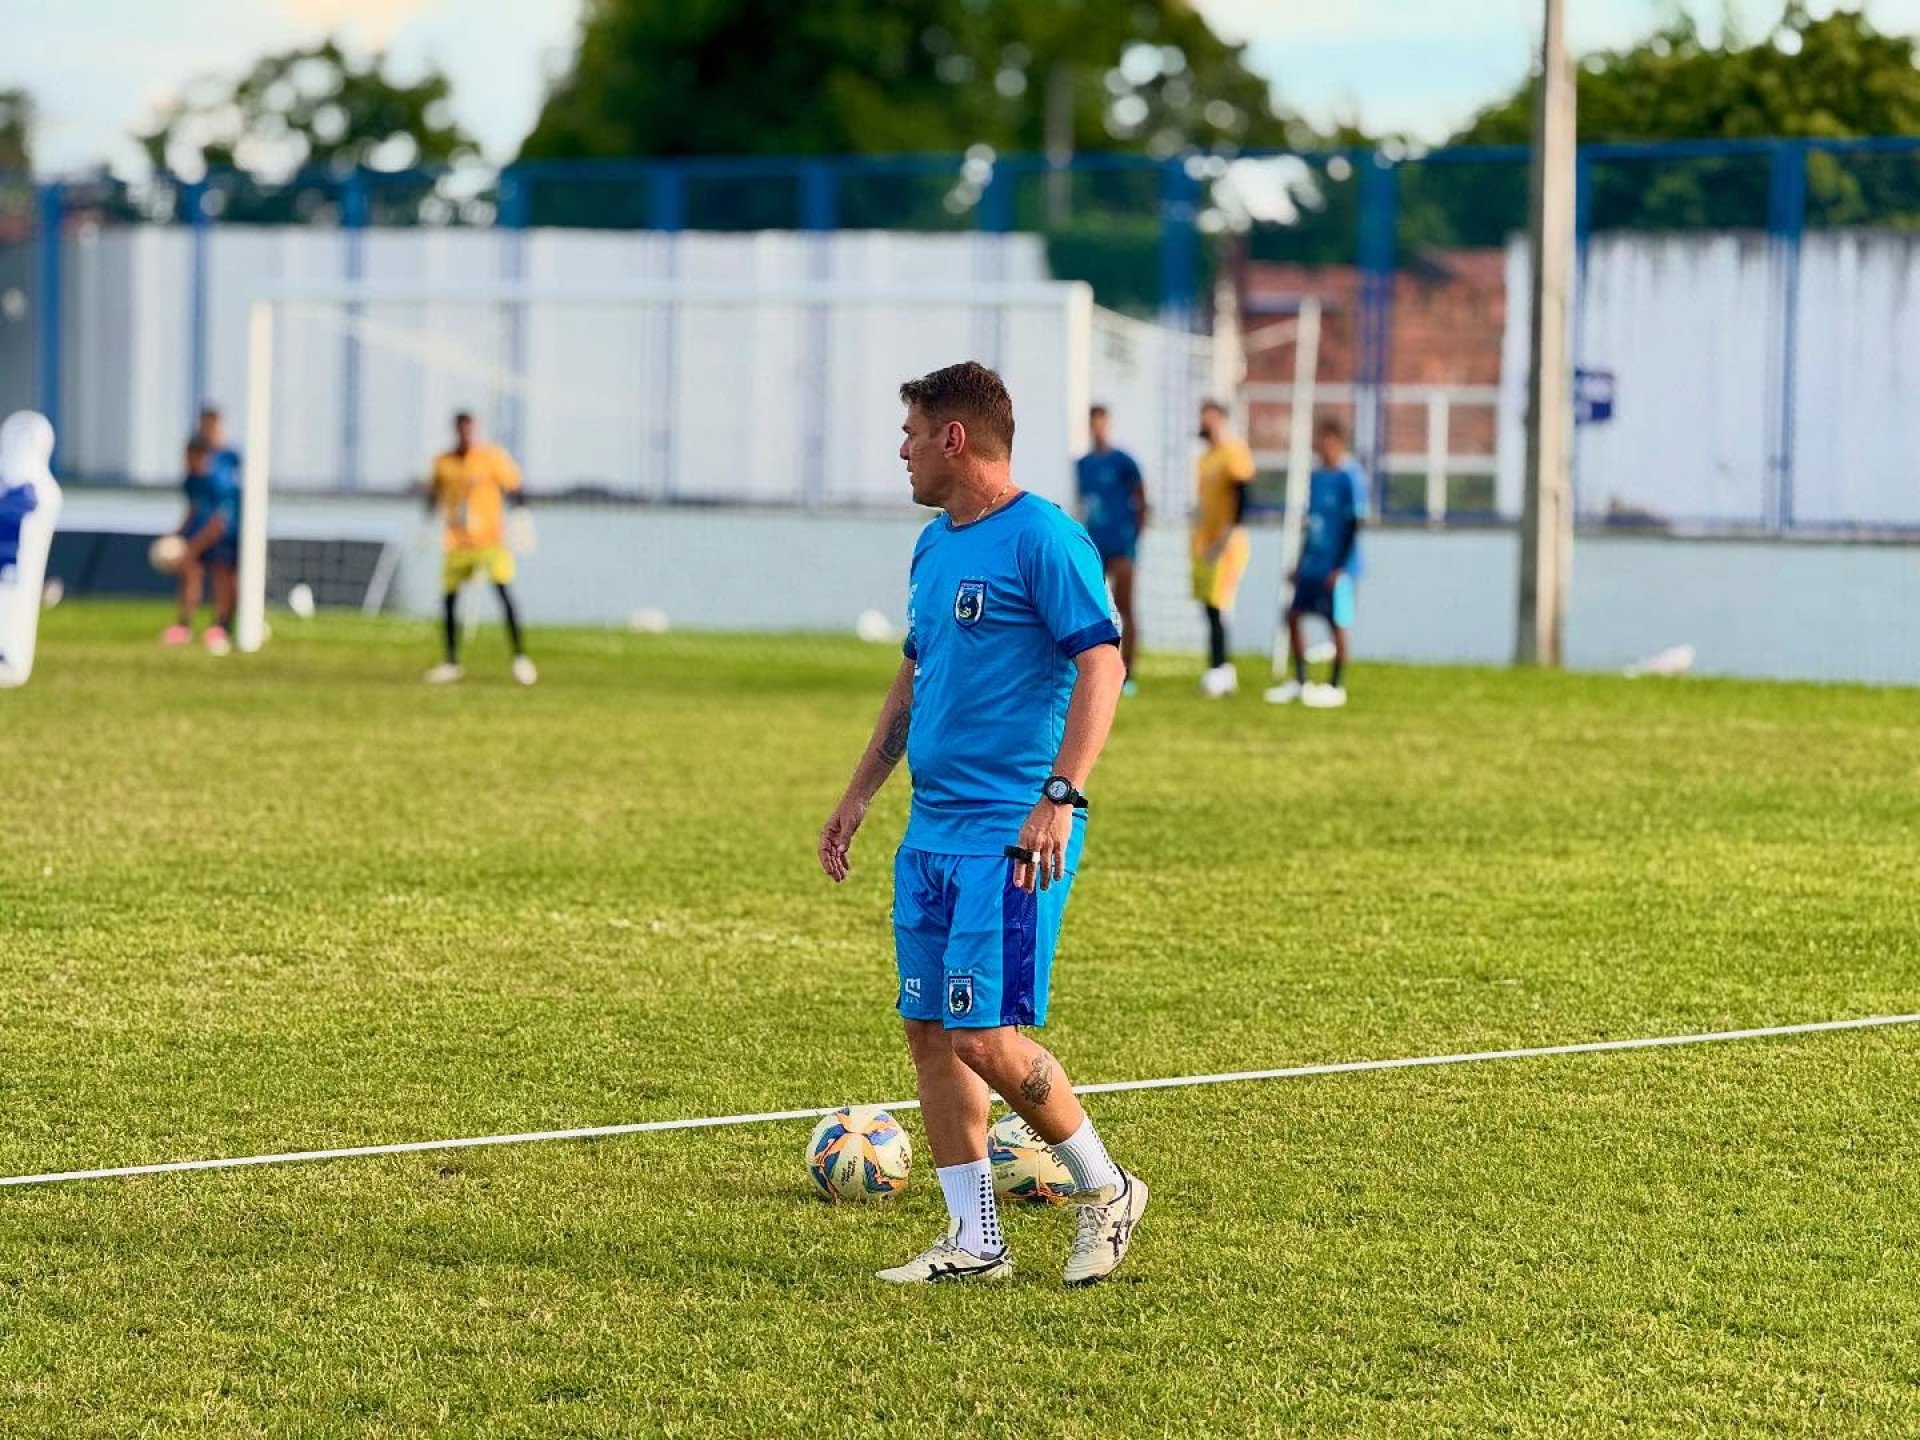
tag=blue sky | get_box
[9,0,1917,174]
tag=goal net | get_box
[235,279,1213,653]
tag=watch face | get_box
[1045,779,1071,802]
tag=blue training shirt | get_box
[185,449,243,543]
[1299,460,1368,580]
[901,493,1120,856]
[1074,448,1144,552]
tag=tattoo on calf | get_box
[1018,1054,1053,1107]
[878,706,911,766]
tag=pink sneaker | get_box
[161,623,192,647]
[203,625,232,657]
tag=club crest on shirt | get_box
[947,975,975,1018]
[953,579,986,627]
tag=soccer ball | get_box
[987,1113,1076,1205]
[148,534,188,575]
[806,1106,911,1202]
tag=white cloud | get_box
[283,0,436,49]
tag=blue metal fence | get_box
[4,136,1918,528]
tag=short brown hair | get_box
[1316,416,1348,442]
[899,362,1015,461]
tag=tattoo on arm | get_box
[877,705,910,767]
[1018,1054,1053,1107]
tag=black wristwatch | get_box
[1041,775,1089,809]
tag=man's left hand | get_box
[1011,798,1074,894]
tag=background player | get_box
[1074,404,1148,694]
[161,435,241,655]
[1270,417,1368,708]
[193,403,242,495]
[1190,399,1257,698]
[424,411,537,687]
[818,361,1146,1287]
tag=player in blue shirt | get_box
[819,362,1146,1288]
[1073,405,1148,692]
[163,434,243,655]
[1271,417,1367,708]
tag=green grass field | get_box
[2,603,1917,1436]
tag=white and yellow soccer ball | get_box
[148,534,188,575]
[806,1106,911,1202]
[988,1113,1077,1205]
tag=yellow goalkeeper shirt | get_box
[431,443,522,551]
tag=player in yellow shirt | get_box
[1190,399,1257,697]
[424,411,537,686]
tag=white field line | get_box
[3,1013,1916,1192]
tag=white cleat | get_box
[1263,678,1303,705]
[511,654,538,687]
[423,662,465,685]
[1302,682,1348,709]
[875,1232,1013,1285]
[1199,663,1239,699]
[1064,1169,1148,1287]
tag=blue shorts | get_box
[893,831,1084,1030]
[1290,572,1356,628]
[1090,534,1138,566]
[204,540,238,570]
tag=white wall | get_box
[1500,229,1920,529]
[57,227,1077,500]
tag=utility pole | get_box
[1516,0,1576,666]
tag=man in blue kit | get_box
[1270,417,1368,709]
[819,362,1145,1286]
[1073,404,1148,693]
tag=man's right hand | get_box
[818,796,868,884]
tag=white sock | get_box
[936,1160,1003,1257]
[1052,1116,1122,1196]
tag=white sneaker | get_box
[1199,663,1238,699]
[875,1232,1013,1285]
[511,654,538,686]
[1263,678,1303,705]
[1302,682,1348,709]
[424,662,465,685]
[1064,1169,1149,1287]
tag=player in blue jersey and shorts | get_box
[162,432,243,656]
[1074,405,1148,693]
[1271,417,1368,709]
[819,362,1146,1287]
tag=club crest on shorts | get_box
[947,975,975,1018]
[953,579,986,627]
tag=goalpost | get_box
[234,278,1133,652]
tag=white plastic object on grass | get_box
[287,583,316,619]
[854,609,897,644]
[627,608,671,634]
[0,411,63,688]
[1623,643,1695,678]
